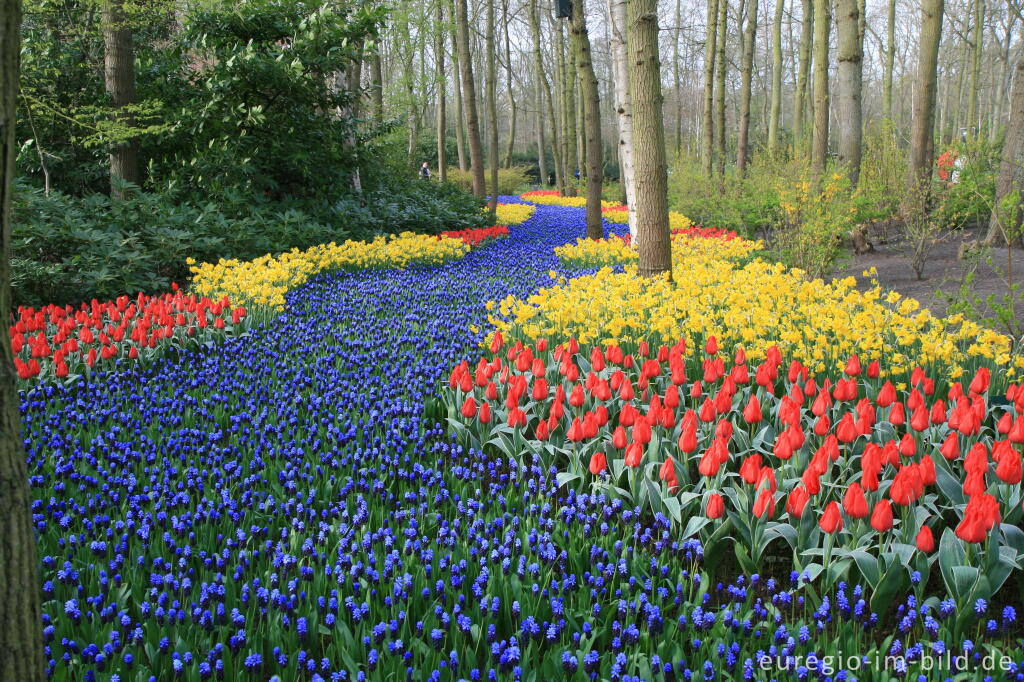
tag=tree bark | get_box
[736,0,758,175]
[485,0,499,212]
[810,0,830,187]
[967,0,985,138]
[452,25,468,172]
[628,0,672,278]
[701,0,720,176]
[883,0,895,121]
[501,0,517,168]
[102,0,140,198]
[527,0,548,185]
[609,0,637,239]
[908,0,945,189]
[836,0,863,185]
[436,0,447,183]
[794,0,813,152]
[455,0,485,195]
[714,0,727,176]
[369,52,384,124]
[673,0,683,157]
[767,0,785,155]
[986,57,1024,244]
[570,0,604,239]
[1,0,45,679]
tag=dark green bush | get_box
[12,180,488,307]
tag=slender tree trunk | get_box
[436,0,447,183]
[570,0,604,239]
[562,31,578,195]
[714,0,727,176]
[794,0,812,153]
[485,0,499,212]
[1,0,44,678]
[343,42,365,194]
[967,0,985,139]
[767,0,785,154]
[102,0,140,198]
[501,0,516,168]
[541,11,567,194]
[370,52,384,123]
[986,57,1024,244]
[836,0,863,185]
[908,0,945,189]
[673,0,683,158]
[883,0,895,121]
[452,28,468,172]
[609,0,637,238]
[810,0,830,186]
[399,10,420,165]
[628,0,672,278]
[528,0,548,186]
[455,0,485,195]
[736,0,758,175]
[702,0,720,175]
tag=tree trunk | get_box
[701,0,720,176]
[986,57,1024,244]
[628,0,672,278]
[369,52,384,124]
[343,42,365,194]
[562,29,578,196]
[528,0,548,186]
[967,0,984,138]
[714,0,727,176]
[501,0,516,168]
[609,0,637,239]
[908,0,945,189]
[810,0,830,186]
[452,28,468,172]
[485,0,499,213]
[836,0,863,185]
[767,0,785,155]
[673,0,683,158]
[102,0,140,199]
[1,0,45,679]
[736,0,758,175]
[883,0,895,121]
[570,0,604,239]
[455,0,485,195]
[794,0,812,153]
[435,0,447,183]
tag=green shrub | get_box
[12,179,488,307]
[444,166,532,196]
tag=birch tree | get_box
[609,0,636,238]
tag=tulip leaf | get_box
[764,522,797,551]
[850,550,882,589]
[933,463,965,508]
[1001,523,1024,556]
[682,515,710,540]
[555,472,580,489]
[870,562,908,615]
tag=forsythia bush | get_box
[493,203,536,226]
[191,233,469,309]
[489,257,1018,382]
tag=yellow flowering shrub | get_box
[494,203,536,226]
[555,231,763,268]
[602,209,694,232]
[488,254,1017,381]
[190,233,469,310]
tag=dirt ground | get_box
[834,223,1022,325]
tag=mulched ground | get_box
[835,223,1022,324]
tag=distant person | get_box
[419,162,432,180]
[574,168,580,180]
[547,171,555,186]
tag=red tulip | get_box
[843,483,869,519]
[742,394,762,423]
[786,486,810,518]
[460,396,478,419]
[876,381,897,407]
[740,454,763,485]
[940,433,960,460]
[479,402,491,423]
[955,492,1000,543]
[624,442,643,467]
[870,499,893,532]
[867,360,881,378]
[706,493,725,519]
[659,457,676,483]
[819,501,843,534]
[844,355,861,376]
[705,336,718,355]
[753,489,775,519]
[916,525,935,553]
[836,412,858,443]
[589,452,608,475]
[995,444,1023,485]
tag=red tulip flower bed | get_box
[440,225,510,247]
[442,332,1024,615]
[12,286,248,383]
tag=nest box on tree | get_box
[556,0,572,18]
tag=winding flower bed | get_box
[556,227,762,269]
[494,202,536,226]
